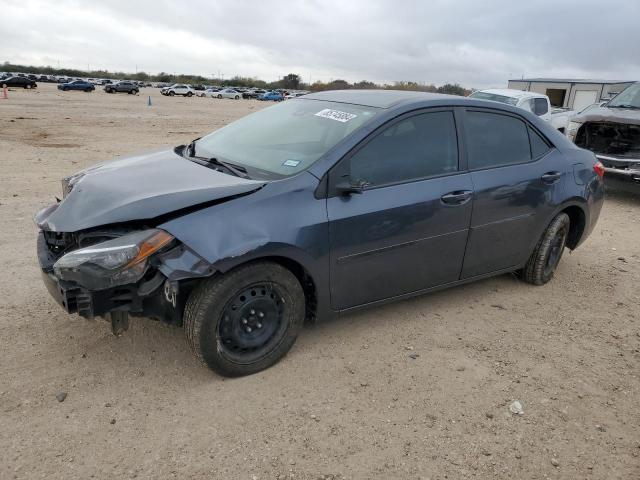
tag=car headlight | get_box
[53,229,174,290]
[566,121,582,141]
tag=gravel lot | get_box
[1,84,639,479]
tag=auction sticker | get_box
[315,108,357,123]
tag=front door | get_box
[327,109,473,310]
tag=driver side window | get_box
[349,111,459,188]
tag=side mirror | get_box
[335,179,368,195]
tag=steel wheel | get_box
[218,283,288,364]
[184,262,306,376]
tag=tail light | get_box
[593,161,605,178]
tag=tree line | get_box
[2,62,471,95]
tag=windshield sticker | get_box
[282,159,301,167]
[315,108,357,123]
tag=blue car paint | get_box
[158,92,604,317]
[259,91,284,101]
[36,90,604,323]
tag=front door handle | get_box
[541,171,562,184]
[441,190,473,205]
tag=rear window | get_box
[469,91,519,106]
[465,111,531,169]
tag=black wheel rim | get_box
[544,226,568,277]
[217,283,288,364]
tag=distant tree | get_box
[0,61,475,94]
[437,83,468,96]
[281,73,301,90]
[156,72,172,82]
[326,79,351,90]
[353,80,377,89]
[132,71,150,81]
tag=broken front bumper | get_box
[597,155,640,193]
[37,231,181,322]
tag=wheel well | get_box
[228,256,318,323]
[562,205,586,249]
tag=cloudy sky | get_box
[1,0,639,88]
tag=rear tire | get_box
[234,95,239,99]
[184,262,305,377]
[520,213,570,285]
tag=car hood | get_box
[38,148,266,232]
[573,105,640,126]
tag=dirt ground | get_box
[0,83,638,480]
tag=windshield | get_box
[469,91,519,106]
[608,83,640,108]
[193,99,379,177]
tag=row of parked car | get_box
[159,84,307,101]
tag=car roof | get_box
[302,89,453,108]
[474,88,545,100]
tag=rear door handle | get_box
[441,190,473,205]
[541,171,562,184]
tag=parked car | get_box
[35,90,604,377]
[469,89,574,132]
[161,84,195,97]
[214,88,241,99]
[243,89,266,99]
[197,88,221,98]
[1,76,37,89]
[567,81,640,194]
[259,91,284,102]
[58,80,95,92]
[104,81,139,94]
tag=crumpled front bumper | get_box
[37,231,137,318]
[597,155,640,193]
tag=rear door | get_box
[460,109,564,278]
[327,109,474,309]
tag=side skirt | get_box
[334,265,523,317]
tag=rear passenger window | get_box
[528,126,551,158]
[533,98,549,116]
[465,111,531,169]
[350,111,458,187]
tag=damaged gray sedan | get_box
[36,90,604,376]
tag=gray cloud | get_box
[1,0,639,88]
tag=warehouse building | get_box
[507,78,635,111]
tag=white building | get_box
[507,78,635,111]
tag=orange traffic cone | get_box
[2,86,7,99]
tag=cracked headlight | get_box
[53,229,174,290]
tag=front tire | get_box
[520,213,570,285]
[184,262,305,377]
[234,95,239,99]
[217,94,222,99]
[169,91,175,96]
